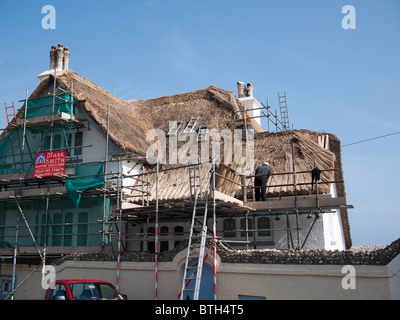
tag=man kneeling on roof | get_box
[255,162,271,201]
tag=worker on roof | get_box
[254,161,271,201]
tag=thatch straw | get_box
[130,129,338,202]
[28,70,152,156]
[250,130,335,198]
[128,85,260,134]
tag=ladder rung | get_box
[183,289,195,292]
[185,277,197,281]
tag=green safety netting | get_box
[65,162,105,208]
[0,126,74,175]
[0,196,111,248]
[0,94,75,175]
[0,128,29,175]
[23,94,74,118]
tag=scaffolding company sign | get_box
[34,151,66,178]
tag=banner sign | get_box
[34,151,66,178]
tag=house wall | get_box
[0,197,106,249]
[321,135,347,251]
[125,211,340,253]
[0,96,144,251]
[3,249,398,300]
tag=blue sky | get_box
[0,0,399,245]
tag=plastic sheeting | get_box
[66,162,105,208]
[24,94,74,118]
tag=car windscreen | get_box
[69,282,122,300]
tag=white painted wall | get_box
[319,135,346,251]
[5,249,398,300]
[238,97,262,127]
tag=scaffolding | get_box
[0,73,115,299]
[234,94,293,134]
[0,84,351,300]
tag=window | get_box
[147,227,155,253]
[160,226,169,236]
[42,136,51,152]
[48,283,68,300]
[239,295,266,300]
[223,218,236,238]
[1,277,16,299]
[0,211,5,247]
[39,214,46,246]
[77,212,88,246]
[41,134,62,152]
[140,227,144,252]
[148,227,155,236]
[52,213,62,246]
[240,218,253,237]
[258,217,271,237]
[53,134,62,150]
[69,282,122,300]
[174,226,184,248]
[74,131,83,156]
[160,226,169,252]
[160,241,169,252]
[66,134,72,156]
[64,212,73,246]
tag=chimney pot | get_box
[237,81,245,98]
[246,83,253,97]
[63,47,70,70]
[49,46,57,70]
[55,44,64,70]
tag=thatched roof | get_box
[130,129,340,202]
[128,85,262,134]
[251,130,335,197]
[28,70,153,156]
[128,129,352,248]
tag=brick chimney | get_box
[38,44,71,80]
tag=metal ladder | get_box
[167,120,183,136]
[180,189,209,300]
[183,116,200,134]
[197,125,209,141]
[4,102,21,173]
[188,158,202,201]
[278,91,290,131]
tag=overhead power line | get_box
[342,131,400,147]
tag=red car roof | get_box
[56,279,113,284]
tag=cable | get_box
[342,131,400,147]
